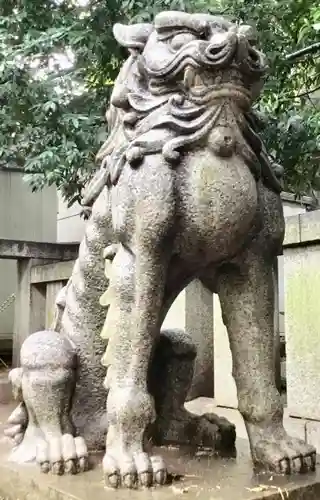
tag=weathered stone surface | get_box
[12,259,33,367]
[282,211,320,247]
[30,260,75,284]
[6,328,235,473]
[284,245,320,420]
[2,402,318,499]
[186,398,307,443]
[283,215,300,246]
[45,282,66,329]
[5,10,317,492]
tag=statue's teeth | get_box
[194,74,203,87]
[183,66,196,89]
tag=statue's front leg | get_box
[103,243,169,489]
[218,250,316,474]
[5,331,88,474]
[103,167,174,488]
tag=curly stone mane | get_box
[97,13,282,197]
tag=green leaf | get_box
[0,0,319,204]
[43,101,57,113]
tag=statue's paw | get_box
[37,435,88,475]
[103,451,167,489]
[200,413,236,451]
[4,423,25,446]
[4,403,28,446]
[153,410,236,453]
[252,433,316,474]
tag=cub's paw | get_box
[4,403,28,446]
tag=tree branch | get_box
[285,42,320,62]
[296,84,320,98]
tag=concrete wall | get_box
[0,170,57,346]
[57,194,85,243]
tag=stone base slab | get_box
[1,439,320,500]
[1,400,320,500]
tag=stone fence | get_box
[2,211,320,434]
[284,212,320,424]
[0,239,78,366]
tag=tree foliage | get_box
[0,0,319,205]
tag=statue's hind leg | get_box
[217,246,316,474]
[215,187,316,475]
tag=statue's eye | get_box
[170,32,197,50]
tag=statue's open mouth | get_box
[182,66,253,109]
[184,66,246,90]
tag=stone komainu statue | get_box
[5,11,316,489]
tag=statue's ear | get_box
[113,23,153,51]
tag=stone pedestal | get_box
[2,398,319,500]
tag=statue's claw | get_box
[36,435,88,475]
[104,386,167,489]
[151,455,167,485]
[248,423,316,475]
[254,439,316,474]
[103,451,167,489]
